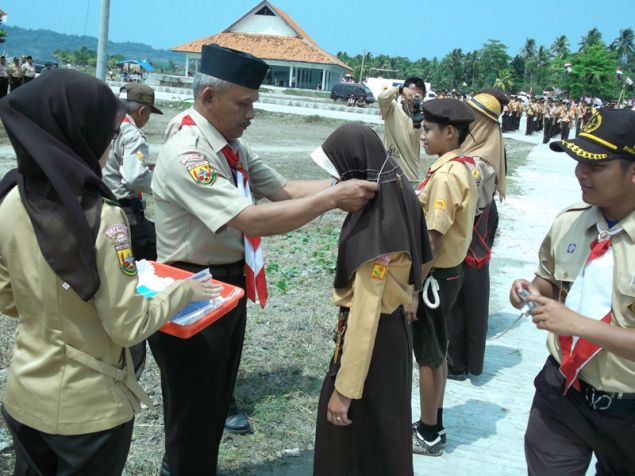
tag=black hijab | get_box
[322,123,431,290]
[0,69,125,301]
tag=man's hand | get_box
[404,292,419,322]
[327,389,352,426]
[509,278,542,309]
[527,295,582,336]
[331,179,379,212]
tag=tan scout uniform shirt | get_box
[536,204,635,393]
[102,115,153,199]
[152,108,287,265]
[0,188,194,435]
[333,252,413,399]
[378,87,421,181]
[164,107,193,142]
[417,149,477,268]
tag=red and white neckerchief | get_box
[415,156,476,194]
[559,224,624,394]
[221,145,268,309]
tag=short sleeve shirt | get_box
[152,108,287,265]
[417,149,477,268]
[536,204,635,393]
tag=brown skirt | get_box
[313,307,413,476]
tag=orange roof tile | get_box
[172,32,350,70]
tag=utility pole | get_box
[359,50,367,83]
[96,0,110,80]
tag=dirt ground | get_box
[0,105,533,475]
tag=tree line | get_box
[337,28,635,100]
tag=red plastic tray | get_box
[148,261,244,339]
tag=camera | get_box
[412,96,423,129]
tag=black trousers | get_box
[3,407,133,476]
[543,119,552,143]
[448,202,498,375]
[314,308,412,476]
[561,122,570,141]
[149,270,247,476]
[0,77,8,98]
[525,357,635,475]
[9,77,21,92]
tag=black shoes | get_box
[224,411,252,434]
[447,369,468,381]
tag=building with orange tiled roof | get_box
[172,1,351,90]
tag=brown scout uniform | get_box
[314,252,414,476]
[0,187,193,435]
[378,87,421,181]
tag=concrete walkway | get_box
[412,133,587,475]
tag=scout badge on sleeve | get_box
[105,223,137,276]
[180,153,217,186]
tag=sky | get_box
[4,0,634,60]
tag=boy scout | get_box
[150,44,377,475]
[510,109,635,475]
[377,77,426,181]
[412,99,477,456]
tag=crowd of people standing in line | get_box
[0,55,39,98]
[0,44,634,476]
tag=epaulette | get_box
[555,202,592,218]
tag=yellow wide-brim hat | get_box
[467,93,502,122]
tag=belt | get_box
[548,355,635,412]
[171,260,245,279]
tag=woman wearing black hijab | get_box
[0,69,218,475]
[312,124,431,475]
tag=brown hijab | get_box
[321,123,431,290]
[0,69,125,300]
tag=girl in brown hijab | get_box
[0,69,218,475]
[312,123,431,476]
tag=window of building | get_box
[255,6,275,16]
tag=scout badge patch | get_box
[371,263,387,280]
[116,244,137,276]
[434,199,446,210]
[187,160,216,186]
[136,150,145,161]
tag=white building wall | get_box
[231,15,296,36]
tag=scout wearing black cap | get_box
[421,98,475,125]
[550,109,635,163]
[200,43,269,90]
[120,83,162,115]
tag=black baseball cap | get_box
[550,109,635,163]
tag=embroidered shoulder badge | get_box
[116,243,137,276]
[434,199,446,210]
[371,263,388,280]
[136,150,145,161]
[180,153,216,186]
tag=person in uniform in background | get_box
[526,97,538,136]
[411,99,477,456]
[21,56,36,85]
[9,57,22,92]
[513,96,523,131]
[150,44,378,476]
[510,108,635,475]
[102,82,163,378]
[377,77,426,182]
[0,57,8,98]
[0,69,219,476]
[536,98,545,132]
[312,123,431,476]
[543,98,555,144]
[446,91,506,380]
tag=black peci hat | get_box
[422,98,475,125]
[200,44,269,90]
[550,109,635,163]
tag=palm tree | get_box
[521,38,537,59]
[534,46,552,86]
[551,35,570,58]
[611,28,635,65]
[579,28,603,52]
[493,69,513,91]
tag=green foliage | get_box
[563,44,619,98]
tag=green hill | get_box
[0,24,181,63]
